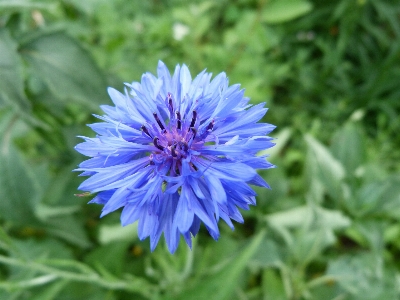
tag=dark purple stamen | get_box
[190,110,197,128]
[168,93,173,109]
[176,112,182,130]
[153,137,164,151]
[153,113,165,131]
[141,125,151,137]
[190,127,197,139]
[171,145,177,157]
[207,120,214,131]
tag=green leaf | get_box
[305,134,346,202]
[375,176,400,219]
[267,205,350,230]
[347,175,400,218]
[249,238,281,269]
[43,216,92,249]
[326,253,398,299]
[52,282,116,300]
[11,238,73,261]
[224,11,279,53]
[20,31,108,110]
[0,147,41,225]
[353,220,385,252]
[0,29,30,111]
[267,205,350,264]
[35,204,81,221]
[5,238,73,285]
[29,280,69,300]
[0,1,57,11]
[98,223,138,245]
[262,0,313,24]
[171,230,266,300]
[331,122,366,175]
[262,269,287,300]
[0,226,15,253]
[84,241,130,276]
[0,274,58,291]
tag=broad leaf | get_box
[326,253,398,299]
[331,122,366,175]
[20,32,108,110]
[0,29,30,111]
[0,147,42,225]
[262,0,313,24]
[305,134,346,202]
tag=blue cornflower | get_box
[75,61,275,253]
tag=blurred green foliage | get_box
[1,0,400,299]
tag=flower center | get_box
[141,93,208,175]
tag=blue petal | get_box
[219,207,235,230]
[195,160,256,182]
[78,157,149,191]
[189,216,201,236]
[138,207,158,240]
[174,186,194,233]
[120,200,144,226]
[91,166,153,193]
[100,188,131,217]
[203,174,227,205]
[212,88,244,118]
[108,87,146,124]
[248,173,271,188]
[88,190,116,205]
[183,231,192,249]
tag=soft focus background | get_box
[1,0,400,299]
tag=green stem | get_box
[0,254,157,298]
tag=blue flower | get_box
[75,61,275,253]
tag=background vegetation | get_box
[1,0,400,299]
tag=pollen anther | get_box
[153,113,165,130]
[153,137,164,150]
[190,110,197,128]
[141,125,151,137]
[176,111,182,130]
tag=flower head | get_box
[75,61,275,253]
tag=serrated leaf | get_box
[305,134,346,202]
[267,205,350,261]
[348,175,400,218]
[326,253,398,299]
[20,31,108,110]
[331,122,366,174]
[249,238,281,268]
[262,0,313,24]
[267,205,351,230]
[353,220,385,252]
